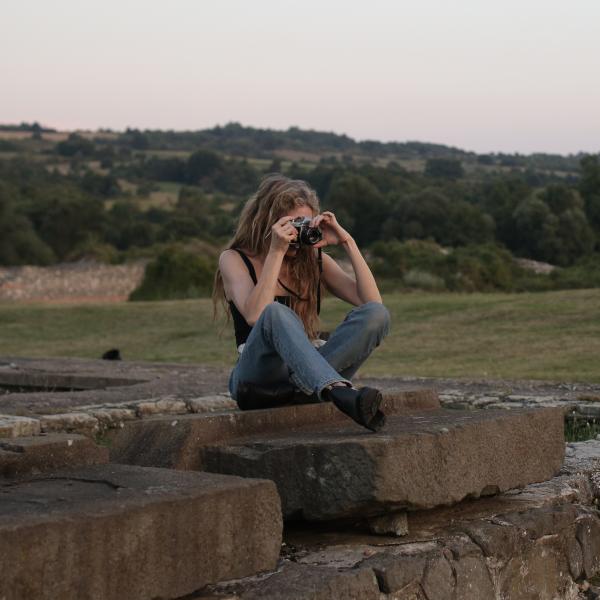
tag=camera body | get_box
[290,216,322,247]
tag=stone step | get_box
[200,407,565,521]
[108,389,440,470]
[0,464,282,600]
[0,433,108,478]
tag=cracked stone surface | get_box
[0,464,282,600]
[0,357,232,417]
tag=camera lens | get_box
[301,227,323,245]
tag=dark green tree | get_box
[580,155,600,236]
[186,149,224,184]
[323,173,389,245]
[425,158,464,180]
[0,182,55,265]
[56,133,95,157]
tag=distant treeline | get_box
[1,124,600,295]
[1,120,586,172]
[72,123,587,172]
[0,121,56,133]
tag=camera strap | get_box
[317,248,322,315]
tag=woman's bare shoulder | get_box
[219,248,242,271]
[219,248,261,278]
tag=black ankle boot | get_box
[323,385,386,432]
[236,381,319,411]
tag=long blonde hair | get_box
[212,173,322,339]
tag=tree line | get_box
[1,126,600,295]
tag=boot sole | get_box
[357,387,385,432]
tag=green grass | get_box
[1,289,600,382]
[564,417,600,442]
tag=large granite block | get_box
[200,407,564,520]
[0,464,282,600]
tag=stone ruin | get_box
[1,357,600,599]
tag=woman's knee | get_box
[259,301,299,325]
[356,302,391,337]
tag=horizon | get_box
[2,119,597,158]
[2,0,600,156]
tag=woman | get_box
[212,173,390,432]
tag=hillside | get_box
[1,121,599,295]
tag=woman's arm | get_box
[220,215,299,325]
[313,211,382,305]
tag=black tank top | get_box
[228,248,322,347]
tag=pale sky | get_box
[2,0,599,154]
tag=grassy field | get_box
[1,289,599,382]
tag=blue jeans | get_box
[228,301,391,402]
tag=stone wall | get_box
[0,260,147,302]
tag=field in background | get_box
[1,289,599,382]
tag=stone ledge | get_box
[0,464,283,600]
[107,389,441,470]
[0,433,108,478]
[0,415,41,438]
[201,407,565,520]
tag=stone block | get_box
[186,395,237,413]
[201,407,565,520]
[108,389,440,470]
[236,562,380,600]
[39,412,99,436]
[368,510,408,536]
[0,414,40,438]
[421,552,455,600]
[135,397,188,417]
[577,403,600,418]
[0,464,282,600]
[498,535,579,600]
[88,407,137,428]
[0,433,108,478]
[360,543,439,594]
[443,536,495,600]
[576,510,600,578]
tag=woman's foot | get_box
[323,385,386,432]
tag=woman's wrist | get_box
[268,243,289,258]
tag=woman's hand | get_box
[268,215,298,254]
[311,211,351,248]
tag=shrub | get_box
[550,254,600,289]
[403,269,446,291]
[372,240,520,292]
[445,244,516,292]
[371,238,446,279]
[129,246,216,301]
